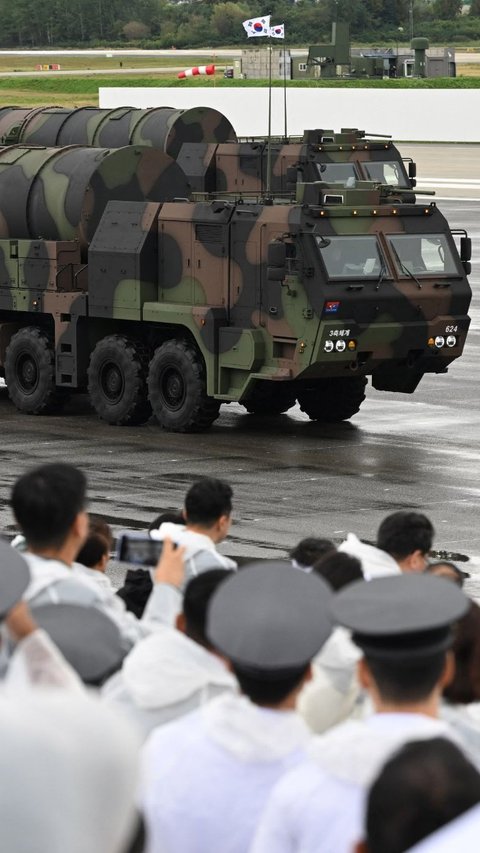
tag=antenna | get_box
[266,33,272,195]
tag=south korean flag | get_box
[242,15,271,37]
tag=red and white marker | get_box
[177,64,215,79]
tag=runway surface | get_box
[0,147,478,596]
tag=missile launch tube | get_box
[0,144,191,254]
[7,105,237,156]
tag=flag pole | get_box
[266,32,272,196]
[283,42,287,140]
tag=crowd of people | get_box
[2,461,480,852]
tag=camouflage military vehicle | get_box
[0,148,471,432]
[185,127,416,195]
[0,107,414,195]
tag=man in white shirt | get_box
[150,477,237,589]
[339,510,434,579]
[251,574,469,853]
[140,561,334,853]
[11,462,174,651]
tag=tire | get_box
[298,377,367,423]
[147,339,220,433]
[87,336,152,426]
[243,381,297,416]
[4,327,63,414]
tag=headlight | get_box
[324,340,334,353]
[446,335,456,348]
[434,336,445,349]
[335,340,346,352]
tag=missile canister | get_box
[0,144,190,254]
[11,105,237,157]
[0,106,54,145]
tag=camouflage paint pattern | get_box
[2,106,237,155]
[141,186,470,399]
[127,107,237,158]
[0,108,410,196]
[0,145,191,257]
[0,235,88,387]
[12,107,79,146]
[0,106,66,146]
[0,178,471,416]
[212,132,412,195]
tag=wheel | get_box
[4,327,63,414]
[243,381,297,415]
[147,339,220,433]
[298,377,367,422]
[87,336,151,426]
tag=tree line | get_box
[0,0,478,49]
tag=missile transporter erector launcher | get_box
[0,107,415,195]
[0,147,471,432]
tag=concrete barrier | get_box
[99,86,480,143]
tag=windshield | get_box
[388,234,459,277]
[363,160,409,187]
[316,235,385,279]
[316,162,358,185]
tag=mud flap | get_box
[372,365,425,394]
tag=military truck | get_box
[0,145,471,432]
[0,106,415,195]
[201,128,416,195]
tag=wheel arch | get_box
[142,304,226,397]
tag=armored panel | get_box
[176,143,217,193]
[17,241,82,293]
[88,200,161,319]
[158,200,232,307]
[215,143,264,192]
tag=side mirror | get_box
[408,161,417,188]
[463,261,471,276]
[460,236,472,262]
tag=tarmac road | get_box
[402,144,480,200]
[0,153,479,595]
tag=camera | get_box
[116,531,165,567]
